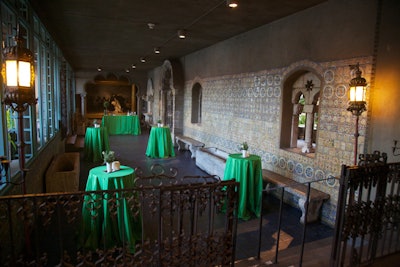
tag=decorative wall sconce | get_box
[2,27,37,193]
[347,63,367,165]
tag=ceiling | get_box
[29,0,326,74]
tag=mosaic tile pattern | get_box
[180,57,372,225]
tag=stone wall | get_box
[181,57,372,226]
[145,0,400,227]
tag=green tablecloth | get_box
[84,127,110,162]
[101,115,141,135]
[145,126,175,158]
[81,165,141,252]
[223,154,263,220]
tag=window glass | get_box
[1,0,75,190]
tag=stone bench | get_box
[175,135,205,158]
[195,147,229,179]
[262,169,330,223]
[45,152,80,193]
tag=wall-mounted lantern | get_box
[2,28,37,193]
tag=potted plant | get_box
[157,119,162,127]
[102,150,116,172]
[93,119,100,128]
[239,142,249,158]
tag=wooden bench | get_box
[262,169,330,223]
[175,135,205,158]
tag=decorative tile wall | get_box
[182,57,372,226]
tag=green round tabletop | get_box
[145,126,176,158]
[81,165,140,253]
[101,115,141,135]
[223,153,263,220]
[84,127,110,162]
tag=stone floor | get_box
[75,128,334,264]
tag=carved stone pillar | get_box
[291,103,303,147]
[302,104,316,153]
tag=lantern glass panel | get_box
[349,85,365,102]
[5,60,18,86]
[18,61,31,87]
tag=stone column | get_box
[302,104,316,153]
[291,103,303,147]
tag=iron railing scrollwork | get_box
[330,151,400,267]
[0,169,239,266]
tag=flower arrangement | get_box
[102,150,116,163]
[239,142,248,151]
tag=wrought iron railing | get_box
[330,152,400,266]
[256,176,334,266]
[0,168,239,266]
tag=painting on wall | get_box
[85,83,132,114]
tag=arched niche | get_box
[280,62,323,156]
[84,73,137,119]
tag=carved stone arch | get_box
[191,77,204,124]
[280,60,324,154]
[282,59,324,81]
[141,78,153,122]
[192,76,203,87]
[158,61,175,130]
[154,59,184,136]
[147,78,154,98]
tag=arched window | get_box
[281,71,320,156]
[191,83,202,123]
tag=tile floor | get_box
[77,128,334,262]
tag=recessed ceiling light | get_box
[226,0,238,8]
[131,64,136,69]
[154,47,160,54]
[140,57,146,63]
[178,29,186,39]
[148,23,155,30]
[97,66,102,72]
[125,69,130,73]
